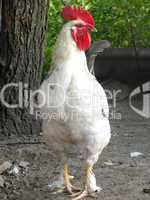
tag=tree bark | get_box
[0,0,48,143]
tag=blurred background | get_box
[44,0,150,116]
[0,1,150,200]
[44,0,150,78]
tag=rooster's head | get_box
[61,6,95,51]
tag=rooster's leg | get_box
[72,165,101,200]
[49,163,80,194]
[64,163,81,194]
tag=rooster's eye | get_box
[71,24,85,31]
[76,24,83,28]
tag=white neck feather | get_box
[50,21,89,75]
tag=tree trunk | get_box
[0,0,48,143]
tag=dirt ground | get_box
[0,97,150,200]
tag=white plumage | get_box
[39,20,111,199]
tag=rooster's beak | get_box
[92,27,97,32]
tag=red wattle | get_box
[71,27,91,51]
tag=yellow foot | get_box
[64,163,81,195]
[50,181,80,195]
[72,190,97,200]
[51,186,65,194]
[64,183,81,195]
[72,165,100,200]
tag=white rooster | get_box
[39,6,111,200]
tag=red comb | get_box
[61,6,95,29]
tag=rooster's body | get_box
[39,6,111,199]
